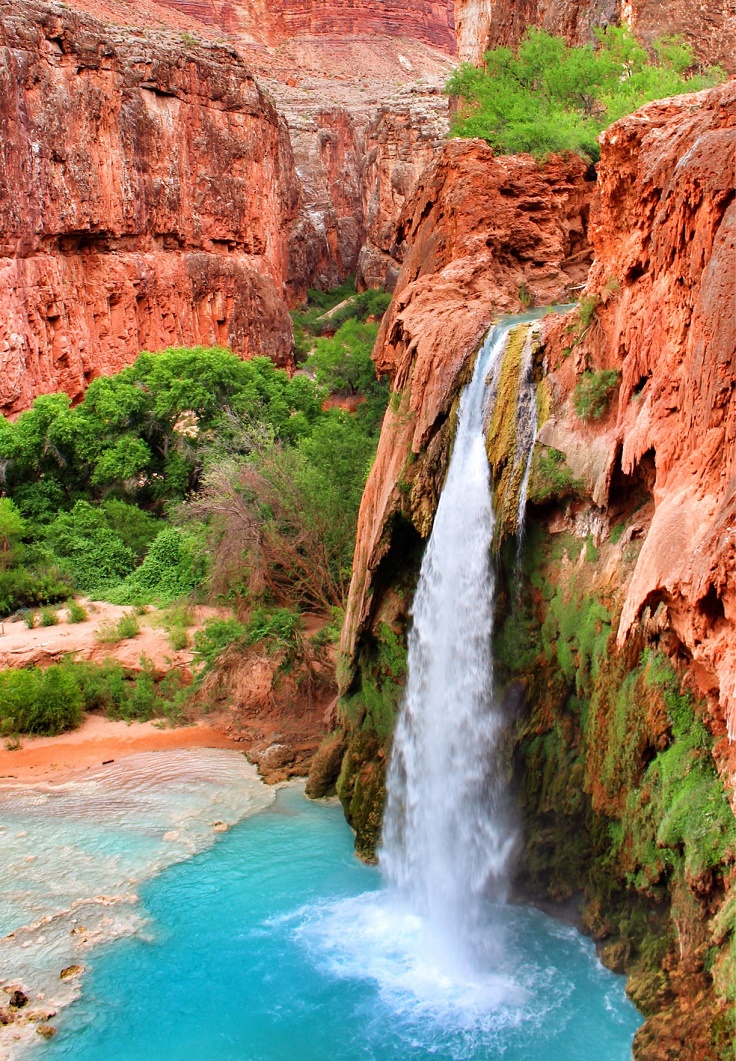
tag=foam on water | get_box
[33,787,639,1060]
[0,749,273,1056]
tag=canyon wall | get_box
[541,80,736,740]
[454,0,736,72]
[145,0,457,52]
[0,0,316,415]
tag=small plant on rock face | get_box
[573,369,620,421]
[518,283,533,309]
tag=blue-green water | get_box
[44,785,641,1061]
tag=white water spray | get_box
[380,318,524,971]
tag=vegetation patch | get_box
[573,369,620,421]
[448,27,725,160]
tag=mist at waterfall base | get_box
[42,787,641,1060]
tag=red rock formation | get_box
[357,89,449,290]
[341,141,593,663]
[455,0,736,73]
[0,0,319,415]
[167,0,458,53]
[541,79,736,739]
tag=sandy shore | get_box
[0,714,239,785]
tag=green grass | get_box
[96,612,140,644]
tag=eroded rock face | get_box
[541,80,736,739]
[357,87,450,291]
[341,140,593,665]
[454,0,736,72]
[0,0,312,414]
[156,0,458,53]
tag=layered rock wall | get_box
[454,0,736,72]
[157,0,458,52]
[0,0,310,415]
[542,80,736,738]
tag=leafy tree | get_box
[310,319,381,398]
[448,26,725,160]
[0,499,25,570]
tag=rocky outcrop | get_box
[541,79,736,740]
[341,140,593,665]
[357,87,449,291]
[454,0,736,73]
[0,0,315,415]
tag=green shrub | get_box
[573,370,620,421]
[23,611,36,630]
[101,500,161,559]
[67,600,88,623]
[528,447,584,505]
[169,627,188,651]
[448,26,725,160]
[0,566,71,618]
[193,618,247,667]
[111,528,204,605]
[96,612,140,643]
[0,664,83,736]
[244,607,304,655]
[40,607,59,627]
[46,502,135,595]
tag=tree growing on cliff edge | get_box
[447,26,725,160]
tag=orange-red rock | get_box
[341,141,593,664]
[542,80,736,739]
[455,0,736,73]
[0,0,315,415]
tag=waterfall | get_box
[380,318,523,972]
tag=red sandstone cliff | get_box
[340,142,593,664]
[454,0,736,73]
[0,0,320,414]
[541,79,736,740]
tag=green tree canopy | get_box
[447,26,725,160]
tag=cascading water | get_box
[380,318,521,973]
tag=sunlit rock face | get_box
[156,0,458,53]
[543,79,736,743]
[454,0,736,72]
[0,0,315,415]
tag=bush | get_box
[244,607,304,653]
[112,527,204,605]
[193,618,247,667]
[448,27,725,160]
[528,447,584,504]
[96,612,140,643]
[0,664,84,736]
[573,370,620,421]
[0,565,71,618]
[67,600,88,623]
[40,607,59,627]
[46,502,136,595]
